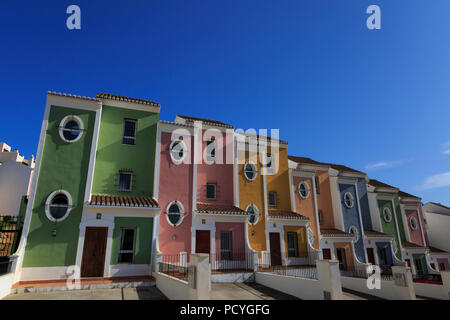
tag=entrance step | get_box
[11,276,155,294]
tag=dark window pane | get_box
[63,120,81,141]
[118,173,132,191]
[49,194,69,219]
[123,120,136,145]
[168,204,180,213]
[121,229,135,251]
[220,231,232,260]
[287,232,298,257]
[206,184,216,199]
[118,252,133,263]
[168,213,180,225]
[268,192,276,206]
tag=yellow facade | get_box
[237,147,267,253]
[283,225,308,258]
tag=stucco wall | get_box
[293,176,319,249]
[357,178,372,231]
[91,105,158,197]
[424,211,450,253]
[23,105,95,268]
[255,272,323,299]
[158,131,194,255]
[215,222,245,254]
[338,183,365,263]
[0,162,32,216]
[405,209,424,246]
[0,273,14,299]
[315,170,335,229]
[378,199,402,260]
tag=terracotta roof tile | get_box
[176,115,234,128]
[90,195,159,208]
[268,210,310,220]
[402,241,427,249]
[368,179,398,190]
[196,203,247,215]
[97,92,160,108]
[288,156,323,165]
[398,190,421,200]
[288,155,365,174]
[320,228,354,238]
[428,246,449,254]
[364,230,393,238]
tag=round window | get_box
[383,207,392,223]
[409,216,418,230]
[59,116,83,143]
[298,181,310,199]
[246,204,259,225]
[166,201,185,226]
[169,140,187,162]
[244,162,257,181]
[349,226,359,242]
[344,192,354,208]
[45,190,72,222]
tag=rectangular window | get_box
[268,191,277,207]
[266,153,272,167]
[118,172,133,191]
[206,183,216,200]
[220,231,232,260]
[314,176,320,194]
[206,140,216,161]
[122,119,137,145]
[118,228,135,263]
[287,232,298,258]
[322,248,331,260]
[439,263,445,271]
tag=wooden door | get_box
[81,227,108,278]
[195,230,211,254]
[269,232,282,266]
[367,248,376,265]
[322,248,331,260]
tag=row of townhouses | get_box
[2,91,450,285]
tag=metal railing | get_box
[256,251,319,280]
[1,216,23,258]
[0,258,13,276]
[158,254,189,281]
[340,265,394,281]
[210,251,254,273]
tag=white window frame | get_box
[117,171,133,192]
[344,192,354,208]
[298,181,310,199]
[166,201,185,227]
[246,204,260,225]
[59,115,84,143]
[118,228,136,264]
[243,162,257,181]
[45,190,73,222]
[122,119,137,145]
[382,207,392,223]
[409,216,418,230]
[169,139,187,163]
[349,225,359,242]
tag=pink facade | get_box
[158,131,194,255]
[405,208,425,247]
[437,258,450,271]
[215,222,246,254]
[196,130,234,205]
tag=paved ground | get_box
[3,286,168,300]
[210,282,299,300]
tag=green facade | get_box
[23,105,95,267]
[377,199,402,260]
[413,254,428,276]
[110,217,153,265]
[91,105,158,197]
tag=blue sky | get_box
[1,1,449,204]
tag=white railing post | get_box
[440,270,450,300]
[316,259,343,300]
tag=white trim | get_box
[343,192,354,208]
[348,225,359,242]
[58,115,84,143]
[311,174,321,248]
[298,180,310,199]
[100,98,160,114]
[169,139,187,163]
[44,190,73,222]
[83,106,102,203]
[153,124,161,201]
[233,138,239,207]
[243,161,257,181]
[263,171,270,252]
[246,204,260,225]
[165,201,186,227]
[390,198,404,257]
[288,168,296,212]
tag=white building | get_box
[0,142,35,217]
[423,202,450,254]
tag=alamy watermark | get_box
[66,5,81,30]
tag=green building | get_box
[16,92,161,281]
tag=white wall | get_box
[256,272,324,300]
[155,272,196,300]
[413,282,447,300]
[423,211,450,253]
[341,276,415,300]
[0,161,32,216]
[0,273,14,299]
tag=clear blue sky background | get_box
[1,1,449,204]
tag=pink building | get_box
[156,116,250,268]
